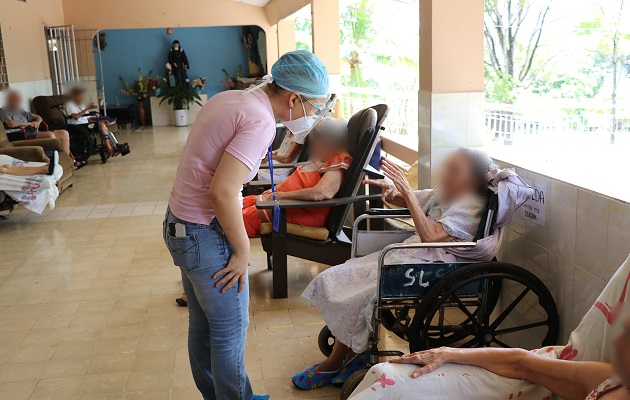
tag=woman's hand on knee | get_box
[390,347,449,378]
[213,251,250,293]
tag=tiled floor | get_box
[0,126,405,400]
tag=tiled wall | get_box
[493,159,630,343]
[418,90,485,188]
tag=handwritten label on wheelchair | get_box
[522,178,546,227]
[380,263,477,298]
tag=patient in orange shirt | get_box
[243,118,351,237]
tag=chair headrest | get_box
[347,108,377,157]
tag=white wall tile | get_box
[575,190,610,280]
[466,92,485,147]
[546,253,575,334]
[606,200,630,277]
[548,180,577,262]
[571,267,606,332]
[430,93,467,149]
[418,90,431,148]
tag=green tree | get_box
[484,0,552,103]
[340,0,376,88]
[295,18,312,51]
[578,0,630,144]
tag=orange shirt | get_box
[257,153,352,228]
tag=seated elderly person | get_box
[65,86,127,158]
[257,129,308,181]
[387,315,630,400]
[0,90,72,160]
[242,117,351,237]
[291,148,497,389]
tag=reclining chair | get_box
[255,105,389,298]
[0,123,75,194]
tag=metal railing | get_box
[485,103,630,145]
[340,85,418,136]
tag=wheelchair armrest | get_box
[256,194,381,210]
[363,165,384,179]
[257,161,307,170]
[366,208,411,216]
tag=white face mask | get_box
[282,97,316,136]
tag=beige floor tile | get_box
[124,389,171,400]
[171,386,203,400]
[126,369,172,391]
[78,371,130,396]
[0,361,47,383]
[260,356,306,380]
[42,358,92,379]
[131,350,176,371]
[0,379,38,400]
[29,376,85,400]
[88,353,135,374]
[8,344,57,363]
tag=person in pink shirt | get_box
[163,50,330,400]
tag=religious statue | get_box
[166,40,190,87]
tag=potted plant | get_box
[119,69,159,125]
[157,83,203,127]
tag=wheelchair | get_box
[313,189,560,400]
[64,113,130,164]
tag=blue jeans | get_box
[163,208,252,400]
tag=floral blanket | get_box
[0,155,62,214]
[350,253,630,399]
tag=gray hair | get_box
[456,147,496,193]
[310,117,348,149]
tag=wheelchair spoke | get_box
[490,287,530,330]
[449,294,482,330]
[494,320,549,335]
[492,338,511,348]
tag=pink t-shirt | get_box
[169,89,275,225]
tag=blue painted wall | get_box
[96,26,254,107]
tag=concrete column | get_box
[277,19,297,56]
[312,0,341,94]
[418,0,485,188]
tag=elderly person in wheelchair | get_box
[292,148,499,389]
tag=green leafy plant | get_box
[157,84,203,110]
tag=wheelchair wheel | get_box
[381,279,500,345]
[408,262,558,353]
[68,125,95,163]
[318,325,336,357]
[340,368,368,400]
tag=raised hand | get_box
[381,158,413,196]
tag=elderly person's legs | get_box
[0,151,58,176]
[52,129,71,155]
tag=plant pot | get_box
[174,109,188,127]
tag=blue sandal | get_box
[291,363,340,390]
[332,350,371,385]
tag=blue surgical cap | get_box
[271,50,329,98]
